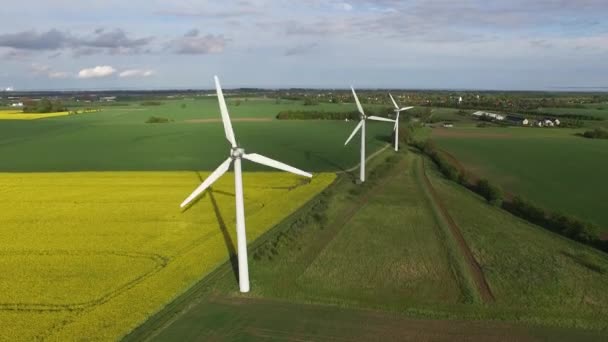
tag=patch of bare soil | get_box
[184,118,273,123]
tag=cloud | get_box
[77,65,116,79]
[29,63,71,79]
[1,49,31,61]
[336,2,353,11]
[0,29,70,50]
[82,28,152,49]
[284,43,319,56]
[48,71,70,79]
[169,31,227,54]
[119,69,155,78]
[0,28,153,55]
[184,29,200,37]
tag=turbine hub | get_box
[230,147,245,159]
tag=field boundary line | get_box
[338,143,392,174]
[418,157,495,303]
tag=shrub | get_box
[582,128,608,139]
[145,116,170,123]
[476,178,503,206]
[510,196,546,223]
[140,101,162,106]
[549,213,600,244]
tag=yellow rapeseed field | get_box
[0,171,335,340]
[0,110,71,120]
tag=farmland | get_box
[127,151,608,341]
[1,92,608,340]
[0,99,392,172]
[0,171,334,340]
[0,109,71,120]
[432,126,608,232]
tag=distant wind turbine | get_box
[389,93,413,151]
[180,76,312,293]
[345,87,397,183]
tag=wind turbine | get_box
[180,76,312,293]
[345,87,397,183]
[388,93,413,151]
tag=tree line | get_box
[22,99,67,113]
[412,139,606,252]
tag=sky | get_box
[0,0,607,91]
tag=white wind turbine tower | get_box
[180,76,312,293]
[388,93,414,151]
[345,87,397,183]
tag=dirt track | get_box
[419,157,495,303]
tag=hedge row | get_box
[276,107,394,120]
[413,139,607,252]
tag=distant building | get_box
[472,111,505,121]
[505,115,529,125]
[10,102,23,107]
[554,119,561,126]
[100,96,116,102]
[458,96,463,104]
[443,123,454,128]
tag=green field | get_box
[126,151,608,341]
[0,99,393,172]
[433,126,608,232]
[427,163,608,328]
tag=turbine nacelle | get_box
[231,147,245,159]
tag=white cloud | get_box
[77,65,116,79]
[48,71,70,79]
[30,63,70,79]
[119,69,155,78]
[338,2,353,11]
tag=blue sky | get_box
[1,0,607,90]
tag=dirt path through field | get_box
[418,156,495,303]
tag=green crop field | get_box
[126,151,608,341]
[432,126,608,232]
[426,163,608,329]
[0,99,393,172]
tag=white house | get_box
[10,102,23,107]
[443,123,454,128]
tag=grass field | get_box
[432,126,608,232]
[0,99,392,172]
[126,151,608,341]
[426,162,608,329]
[0,171,334,340]
[0,110,71,120]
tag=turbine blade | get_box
[180,158,232,208]
[243,153,312,178]
[368,115,396,123]
[351,86,365,117]
[400,106,414,111]
[389,93,399,109]
[214,76,237,147]
[345,120,364,145]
